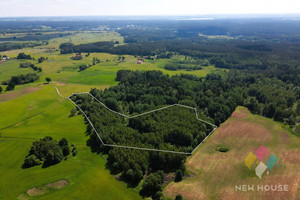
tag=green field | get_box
[48,31,124,48]
[0,59,35,82]
[0,31,218,199]
[0,85,141,200]
[0,32,216,96]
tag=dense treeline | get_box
[2,73,39,91]
[59,38,300,83]
[115,19,300,41]
[0,33,70,42]
[20,62,42,72]
[164,59,205,71]
[59,42,114,54]
[118,28,178,43]
[111,70,298,125]
[0,41,46,52]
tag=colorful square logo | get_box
[244,145,280,179]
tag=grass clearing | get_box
[48,31,124,48]
[0,59,35,82]
[164,106,300,200]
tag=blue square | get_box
[266,154,279,171]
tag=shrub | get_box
[175,170,183,182]
[45,77,51,83]
[72,146,77,156]
[218,147,229,152]
[78,64,88,71]
[71,54,83,60]
[20,62,32,68]
[69,107,77,117]
[216,145,230,153]
[38,57,46,63]
[175,194,183,200]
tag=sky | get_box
[0,0,300,17]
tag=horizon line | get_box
[1,13,300,19]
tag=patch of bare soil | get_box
[47,180,68,189]
[281,150,300,164]
[0,87,40,103]
[25,179,68,197]
[27,187,47,196]
[231,108,249,119]
[162,173,175,186]
[114,174,121,180]
[279,132,290,144]
[219,187,250,200]
[216,120,273,142]
[52,81,66,86]
[0,60,8,65]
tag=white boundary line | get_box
[52,85,217,155]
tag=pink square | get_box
[256,145,268,161]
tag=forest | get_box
[71,68,299,198]
[59,38,300,85]
[59,42,115,54]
